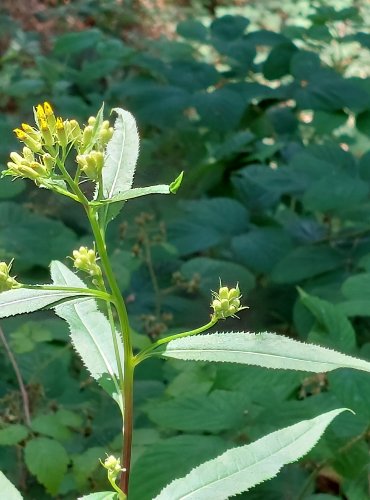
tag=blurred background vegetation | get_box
[2,0,370,498]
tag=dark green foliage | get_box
[2,1,370,498]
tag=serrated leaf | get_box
[78,493,117,500]
[159,332,370,373]
[102,108,139,199]
[0,472,23,499]
[50,261,124,407]
[24,437,69,495]
[97,184,170,204]
[154,409,348,500]
[0,424,28,445]
[0,287,88,319]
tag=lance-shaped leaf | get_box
[154,408,348,500]
[78,493,116,500]
[159,331,370,373]
[0,287,91,319]
[0,472,23,500]
[102,108,139,199]
[50,261,124,407]
[98,184,170,204]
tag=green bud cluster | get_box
[103,455,122,478]
[76,151,104,181]
[0,261,19,292]
[72,247,102,277]
[211,284,246,320]
[80,116,113,154]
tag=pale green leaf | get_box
[24,437,69,495]
[78,493,117,500]
[99,184,170,204]
[0,287,88,318]
[154,409,348,500]
[50,261,124,405]
[102,107,139,199]
[0,471,23,499]
[160,332,370,373]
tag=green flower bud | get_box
[0,261,19,292]
[211,283,247,320]
[81,125,94,151]
[72,247,101,277]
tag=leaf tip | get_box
[170,171,184,194]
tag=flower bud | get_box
[81,125,94,151]
[211,283,247,320]
[88,116,96,126]
[77,150,104,181]
[0,261,19,292]
[72,247,101,277]
[67,120,82,143]
[43,102,56,131]
[56,117,67,148]
[40,119,54,147]
[14,129,42,152]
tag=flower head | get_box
[72,247,101,277]
[211,283,247,320]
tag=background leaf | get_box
[24,437,69,495]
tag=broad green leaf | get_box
[210,15,249,41]
[177,20,208,41]
[102,108,139,199]
[53,29,102,55]
[0,287,88,319]
[180,257,255,294]
[146,390,249,433]
[50,261,124,406]
[232,228,294,274]
[0,424,28,445]
[168,198,249,256]
[303,174,368,213]
[31,414,72,441]
[24,437,69,495]
[78,493,117,500]
[154,409,347,500]
[0,202,76,271]
[73,446,106,489]
[263,42,298,80]
[160,332,370,373]
[0,472,23,499]
[299,290,357,353]
[342,273,370,300]
[271,246,343,284]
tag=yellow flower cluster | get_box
[5,102,114,185]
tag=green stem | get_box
[86,206,134,497]
[134,318,218,366]
[23,284,111,302]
